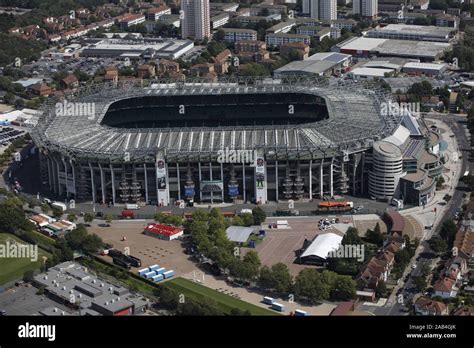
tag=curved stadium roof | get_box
[32,77,402,162]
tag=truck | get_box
[163,270,175,279]
[122,254,141,268]
[271,302,285,312]
[263,296,274,305]
[52,201,67,212]
[120,210,134,219]
[113,257,131,270]
[126,203,139,210]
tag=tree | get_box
[0,199,35,234]
[331,275,356,301]
[66,213,77,222]
[83,212,94,224]
[413,276,427,292]
[104,213,113,224]
[395,248,411,267]
[23,270,34,283]
[440,219,457,247]
[258,263,293,296]
[365,222,383,246]
[51,206,63,219]
[375,280,387,298]
[294,268,330,304]
[252,207,266,225]
[40,203,50,214]
[436,176,445,189]
[270,263,293,296]
[429,236,448,254]
[342,227,361,245]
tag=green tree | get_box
[294,268,330,304]
[331,275,356,301]
[375,280,387,298]
[41,203,51,214]
[51,206,63,219]
[252,207,266,225]
[342,227,361,245]
[83,212,95,224]
[413,276,427,292]
[104,213,113,223]
[440,219,457,247]
[429,236,448,254]
[66,213,77,222]
[23,270,35,283]
[365,222,383,246]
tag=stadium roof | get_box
[300,233,343,260]
[226,226,257,243]
[32,77,402,162]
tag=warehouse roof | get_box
[351,67,393,77]
[300,232,343,260]
[226,225,257,243]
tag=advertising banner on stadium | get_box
[156,159,169,206]
[255,157,267,204]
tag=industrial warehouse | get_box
[31,76,441,206]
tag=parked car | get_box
[98,223,111,227]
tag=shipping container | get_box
[295,309,307,316]
[149,264,160,271]
[155,267,166,274]
[263,296,274,305]
[138,268,150,276]
[144,271,156,279]
[163,270,175,279]
[271,302,285,312]
[152,274,164,282]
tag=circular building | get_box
[369,140,405,200]
[32,77,401,206]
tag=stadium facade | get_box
[32,77,440,206]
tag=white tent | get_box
[300,233,343,260]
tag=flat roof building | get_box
[366,24,456,42]
[81,38,194,60]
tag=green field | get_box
[163,277,278,316]
[0,233,51,285]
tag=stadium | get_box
[32,76,406,206]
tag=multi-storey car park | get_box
[31,76,441,207]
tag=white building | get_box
[353,0,378,19]
[222,28,257,42]
[368,129,407,200]
[307,0,337,21]
[265,33,311,47]
[181,0,211,40]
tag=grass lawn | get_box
[163,277,278,316]
[0,233,51,285]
